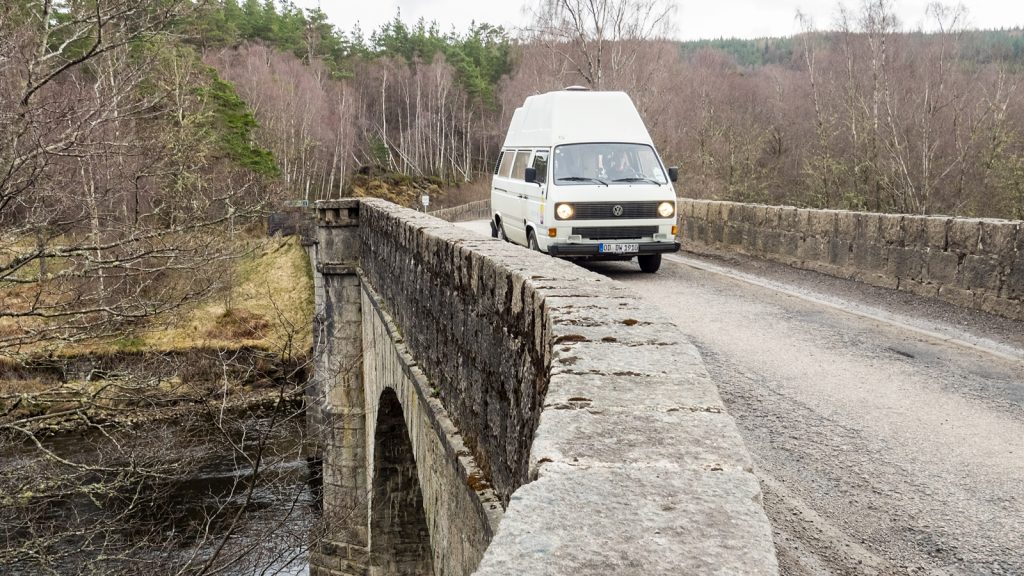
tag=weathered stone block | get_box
[795,208,814,233]
[959,254,1001,291]
[1007,252,1024,300]
[805,261,843,277]
[724,223,744,246]
[828,238,852,267]
[947,218,982,254]
[693,200,710,221]
[742,227,760,253]
[901,216,927,248]
[753,205,769,227]
[886,247,925,280]
[924,217,950,249]
[836,212,857,239]
[862,273,900,290]
[938,285,976,309]
[475,465,778,576]
[779,206,800,231]
[712,220,726,243]
[980,220,1019,262]
[878,214,903,245]
[730,203,748,224]
[900,278,939,299]
[780,231,801,258]
[978,292,1023,320]
[760,229,783,256]
[852,242,886,272]
[693,219,708,243]
[808,210,837,237]
[925,250,959,285]
[855,212,880,245]
[797,236,825,262]
[717,202,731,221]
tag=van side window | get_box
[512,150,531,180]
[531,151,548,184]
[498,150,515,178]
[493,151,504,175]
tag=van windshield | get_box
[552,143,668,186]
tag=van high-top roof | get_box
[502,90,653,148]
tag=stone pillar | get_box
[310,200,369,576]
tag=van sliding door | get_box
[492,150,517,239]
[505,150,533,245]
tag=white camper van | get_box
[490,88,680,273]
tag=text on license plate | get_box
[599,243,639,254]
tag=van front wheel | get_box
[638,254,662,273]
[496,219,508,242]
[528,230,541,252]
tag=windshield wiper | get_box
[612,177,663,186]
[556,176,609,186]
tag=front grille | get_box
[573,226,658,240]
[571,201,661,220]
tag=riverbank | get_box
[1,234,314,437]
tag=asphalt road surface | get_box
[457,220,1024,576]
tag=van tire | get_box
[638,254,662,273]
[528,230,541,252]
[490,220,498,238]
[495,219,508,242]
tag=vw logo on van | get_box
[612,205,624,217]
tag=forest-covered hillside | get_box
[179,0,1024,219]
[679,28,1024,68]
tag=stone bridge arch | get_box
[369,387,433,575]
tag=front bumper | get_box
[547,241,680,258]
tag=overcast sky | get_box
[299,1,1024,40]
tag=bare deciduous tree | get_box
[1,1,275,355]
[525,0,677,90]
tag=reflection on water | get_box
[0,411,322,575]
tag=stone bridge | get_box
[306,198,777,575]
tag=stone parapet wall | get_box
[316,198,777,575]
[356,199,547,504]
[430,199,491,222]
[678,199,1024,321]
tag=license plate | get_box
[599,243,639,254]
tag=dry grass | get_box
[1,234,313,358]
[434,178,490,209]
[139,235,313,355]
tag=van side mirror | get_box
[668,166,679,183]
[524,166,537,183]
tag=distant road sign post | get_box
[421,195,430,211]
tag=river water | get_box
[0,410,322,575]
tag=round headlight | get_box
[556,203,574,220]
[657,201,675,218]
